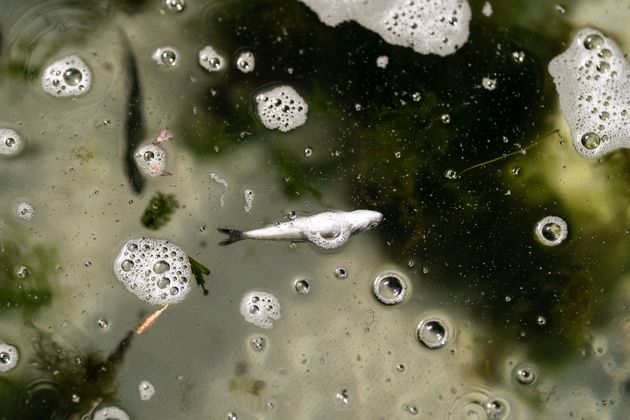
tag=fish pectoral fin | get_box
[305,229,350,249]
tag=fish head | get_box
[349,210,383,232]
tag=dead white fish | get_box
[217,210,383,249]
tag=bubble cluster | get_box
[255,85,308,132]
[549,28,630,158]
[134,144,167,177]
[93,406,130,420]
[534,216,568,246]
[417,317,450,349]
[16,202,34,221]
[376,55,389,68]
[240,290,282,329]
[372,271,409,305]
[198,46,226,72]
[41,55,91,97]
[139,380,156,401]
[0,128,24,156]
[152,47,179,67]
[236,51,255,73]
[300,0,471,56]
[0,341,19,373]
[243,188,254,213]
[113,237,192,305]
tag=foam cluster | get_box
[198,46,226,72]
[0,341,19,373]
[41,55,91,97]
[134,144,167,177]
[16,202,34,221]
[300,0,471,56]
[113,237,192,305]
[139,380,156,401]
[255,85,308,132]
[0,128,24,156]
[240,290,282,329]
[549,28,630,158]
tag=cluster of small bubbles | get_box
[93,406,130,420]
[402,404,419,415]
[250,336,266,351]
[113,237,192,305]
[15,266,29,279]
[534,216,568,246]
[334,388,350,407]
[240,291,281,329]
[16,202,34,221]
[236,51,255,73]
[334,266,348,279]
[255,85,308,132]
[41,55,91,97]
[372,271,409,305]
[139,380,156,401]
[294,278,310,295]
[483,397,509,419]
[0,128,24,156]
[482,77,497,91]
[243,188,255,213]
[97,319,109,329]
[304,147,313,157]
[227,412,238,420]
[441,113,451,124]
[0,341,19,373]
[412,92,422,102]
[376,55,389,68]
[417,317,450,349]
[512,50,525,63]
[198,46,226,72]
[444,169,458,179]
[164,0,185,12]
[134,144,167,177]
[515,365,537,385]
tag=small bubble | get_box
[97,319,109,329]
[482,77,497,91]
[121,259,134,271]
[84,260,92,268]
[153,260,171,274]
[354,103,363,111]
[0,352,10,364]
[16,266,29,278]
[555,4,566,14]
[596,61,610,73]
[334,389,350,407]
[334,266,348,279]
[127,243,138,252]
[376,55,389,69]
[396,363,405,372]
[441,114,451,124]
[484,397,509,420]
[294,279,310,295]
[227,412,238,420]
[143,151,155,161]
[444,169,458,179]
[63,68,82,86]
[250,336,266,351]
[157,277,171,289]
[304,147,313,157]
[598,48,612,59]
[139,380,156,401]
[512,50,525,63]
[515,366,537,385]
[372,271,408,305]
[0,342,18,372]
[412,92,421,102]
[511,167,520,176]
[536,315,547,326]
[16,202,34,221]
[417,318,450,349]
[164,0,185,12]
[160,49,178,66]
[402,404,419,415]
[71,393,81,403]
[5,137,15,148]
[236,51,255,73]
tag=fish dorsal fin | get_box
[305,229,351,249]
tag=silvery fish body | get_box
[217,210,383,249]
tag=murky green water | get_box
[1,0,630,419]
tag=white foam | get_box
[139,380,156,401]
[41,55,91,97]
[0,129,24,156]
[300,0,472,56]
[113,237,193,305]
[198,46,226,72]
[236,51,255,73]
[134,144,167,177]
[255,85,308,132]
[482,1,493,17]
[16,202,34,221]
[376,55,389,69]
[93,406,130,420]
[549,28,630,158]
[0,342,19,373]
[240,290,282,329]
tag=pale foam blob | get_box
[0,129,24,156]
[93,406,130,420]
[139,380,156,401]
[152,47,179,67]
[0,342,19,373]
[255,85,308,132]
[376,55,389,68]
[482,1,493,17]
[300,0,472,56]
[113,237,193,305]
[482,77,497,91]
[243,188,254,212]
[198,46,226,72]
[549,28,630,158]
[41,55,91,97]
[16,202,34,221]
[240,290,282,329]
[236,51,255,73]
[134,144,167,177]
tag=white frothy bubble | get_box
[152,47,179,67]
[0,342,19,373]
[134,144,167,177]
[0,129,24,156]
[482,77,497,91]
[199,46,226,72]
[482,1,493,17]
[139,380,156,401]
[16,202,34,221]
[93,406,130,420]
[376,55,389,68]
[243,188,254,212]
[255,85,308,132]
[534,215,568,247]
[113,237,193,305]
[41,55,91,97]
[300,0,471,56]
[549,28,630,158]
[240,290,282,329]
[236,51,255,73]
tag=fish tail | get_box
[217,228,246,246]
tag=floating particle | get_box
[417,317,450,349]
[16,202,34,221]
[243,188,254,213]
[255,85,308,132]
[93,406,130,420]
[294,278,310,295]
[41,55,91,97]
[376,55,389,68]
[0,128,24,156]
[515,365,537,385]
[164,0,185,12]
[534,216,568,246]
[151,47,179,67]
[236,51,255,73]
[240,290,281,329]
[482,1,493,17]
[549,28,630,158]
[199,46,226,72]
[0,342,19,373]
[113,237,193,305]
[372,271,409,305]
[139,380,156,401]
[482,77,497,91]
[134,144,167,177]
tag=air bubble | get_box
[334,266,348,279]
[164,0,185,12]
[483,397,509,420]
[417,317,450,349]
[63,68,82,86]
[0,342,19,372]
[294,279,310,295]
[139,380,156,401]
[121,260,134,271]
[135,144,167,177]
[16,266,29,278]
[199,46,226,72]
[41,55,91,97]
[153,260,170,274]
[441,113,451,124]
[583,33,604,50]
[515,365,537,385]
[512,50,525,63]
[372,271,408,305]
[535,216,568,246]
[97,319,109,329]
[16,202,34,221]
[227,412,238,420]
[0,128,24,156]
[482,77,497,91]
[376,55,389,68]
[93,406,130,420]
[152,47,179,67]
[236,51,255,73]
[580,132,601,150]
[240,291,281,329]
[412,92,422,102]
[304,147,313,157]
[334,388,350,407]
[250,336,266,351]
